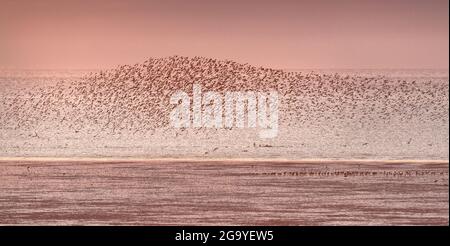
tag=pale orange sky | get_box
[0,0,448,69]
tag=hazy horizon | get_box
[1,65,449,71]
[1,0,448,70]
[0,55,450,71]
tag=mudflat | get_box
[0,159,447,225]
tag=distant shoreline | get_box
[0,156,447,164]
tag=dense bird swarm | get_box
[0,56,448,136]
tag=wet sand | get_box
[0,159,448,225]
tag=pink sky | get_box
[0,0,448,69]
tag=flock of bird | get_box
[0,55,448,137]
